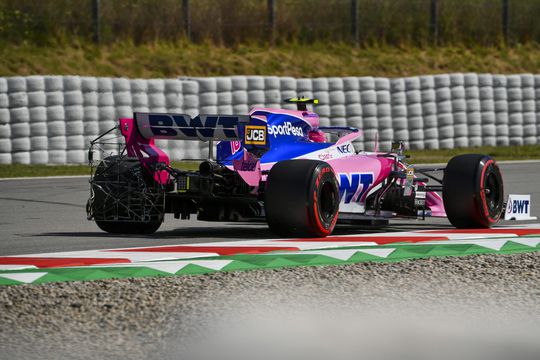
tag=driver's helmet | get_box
[308,129,326,143]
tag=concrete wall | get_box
[0,74,539,164]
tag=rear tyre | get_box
[90,155,163,235]
[265,160,339,237]
[443,154,504,228]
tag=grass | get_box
[2,0,539,46]
[0,164,92,178]
[406,144,540,164]
[0,161,201,178]
[1,145,538,178]
[1,41,540,78]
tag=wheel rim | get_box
[484,171,501,213]
[319,181,337,222]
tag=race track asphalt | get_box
[1,161,539,256]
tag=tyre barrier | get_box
[0,74,538,164]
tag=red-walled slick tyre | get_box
[265,160,339,237]
[443,154,504,228]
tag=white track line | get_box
[0,175,89,181]
[8,251,220,262]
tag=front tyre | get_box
[443,154,504,228]
[265,160,339,237]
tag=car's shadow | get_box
[37,225,275,240]
[36,220,454,240]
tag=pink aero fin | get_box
[119,117,170,185]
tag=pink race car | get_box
[87,97,504,237]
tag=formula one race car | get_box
[87,97,504,237]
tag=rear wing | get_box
[135,112,250,141]
[90,112,267,185]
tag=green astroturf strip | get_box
[0,278,23,286]
[0,241,538,286]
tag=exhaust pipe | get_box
[199,161,227,176]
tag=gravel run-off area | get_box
[1,252,539,360]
